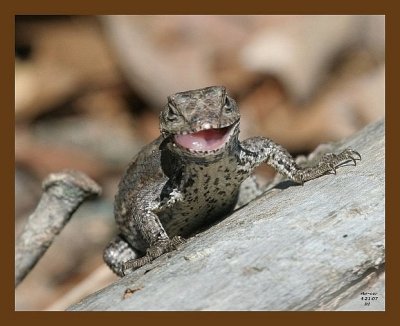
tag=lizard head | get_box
[160,86,240,156]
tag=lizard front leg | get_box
[122,192,185,274]
[239,137,361,184]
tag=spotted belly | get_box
[159,187,239,237]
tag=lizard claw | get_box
[338,148,362,166]
[321,148,361,169]
[122,236,186,274]
[346,148,362,160]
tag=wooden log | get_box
[69,119,384,311]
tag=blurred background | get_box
[15,15,385,310]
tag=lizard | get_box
[103,85,361,277]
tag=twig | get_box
[15,170,101,287]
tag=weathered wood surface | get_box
[69,119,385,311]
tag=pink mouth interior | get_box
[174,126,230,151]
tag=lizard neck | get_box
[160,136,243,191]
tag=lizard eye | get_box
[166,104,179,122]
[224,97,234,113]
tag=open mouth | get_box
[174,125,234,153]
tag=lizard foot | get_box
[297,148,361,183]
[320,148,361,173]
[122,236,186,274]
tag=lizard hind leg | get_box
[103,235,140,277]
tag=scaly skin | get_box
[103,86,361,276]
